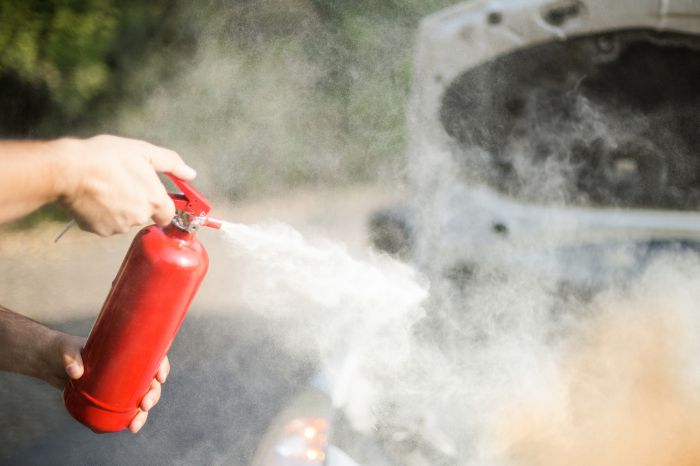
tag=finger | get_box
[151,191,176,227]
[61,336,85,380]
[156,356,170,384]
[140,379,162,412]
[129,409,148,433]
[143,145,196,180]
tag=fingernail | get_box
[66,363,80,378]
[132,420,143,432]
[145,399,154,411]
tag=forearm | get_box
[0,306,57,382]
[0,139,82,224]
[0,135,196,236]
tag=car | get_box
[251,0,700,464]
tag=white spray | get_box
[221,220,428,429]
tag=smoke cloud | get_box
[197,21,700,466]
[221,216,700,465]
[498,259,700,466]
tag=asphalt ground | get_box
[1,313,316,465]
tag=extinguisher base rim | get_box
[63,381,138,433]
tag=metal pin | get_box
[54,219,76,243]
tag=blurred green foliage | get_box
[1,0,459,213]
[0,0,191,137]
[0,0,119,116]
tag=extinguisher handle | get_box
[165,173,213,216]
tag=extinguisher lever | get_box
[165,174,222,231]
[169,193,189,212]
[165,174,212,216]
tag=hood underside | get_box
[440,29,700,210]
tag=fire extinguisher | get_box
[63,174,223,433]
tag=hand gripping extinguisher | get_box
[63,174,223,433]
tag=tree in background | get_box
[0,0,119,135]
[0,0,189,137]
[0,0,456,199]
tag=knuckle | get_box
[169,149,181,164]
[96,226,112,237]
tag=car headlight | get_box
[252,388,333,466]
[269,415,329,463]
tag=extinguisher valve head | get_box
[187,222,200,234]
[171,210,204,233]
[165,174,222,232]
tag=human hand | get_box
[52,135,196,237]
[48,333,170,433]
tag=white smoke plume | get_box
[221,217,700,465]
[221,220,428,430]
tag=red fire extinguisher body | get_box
[63,224,208,433]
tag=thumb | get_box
[60,337,85,380]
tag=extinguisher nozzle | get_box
[203,216,223,229]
